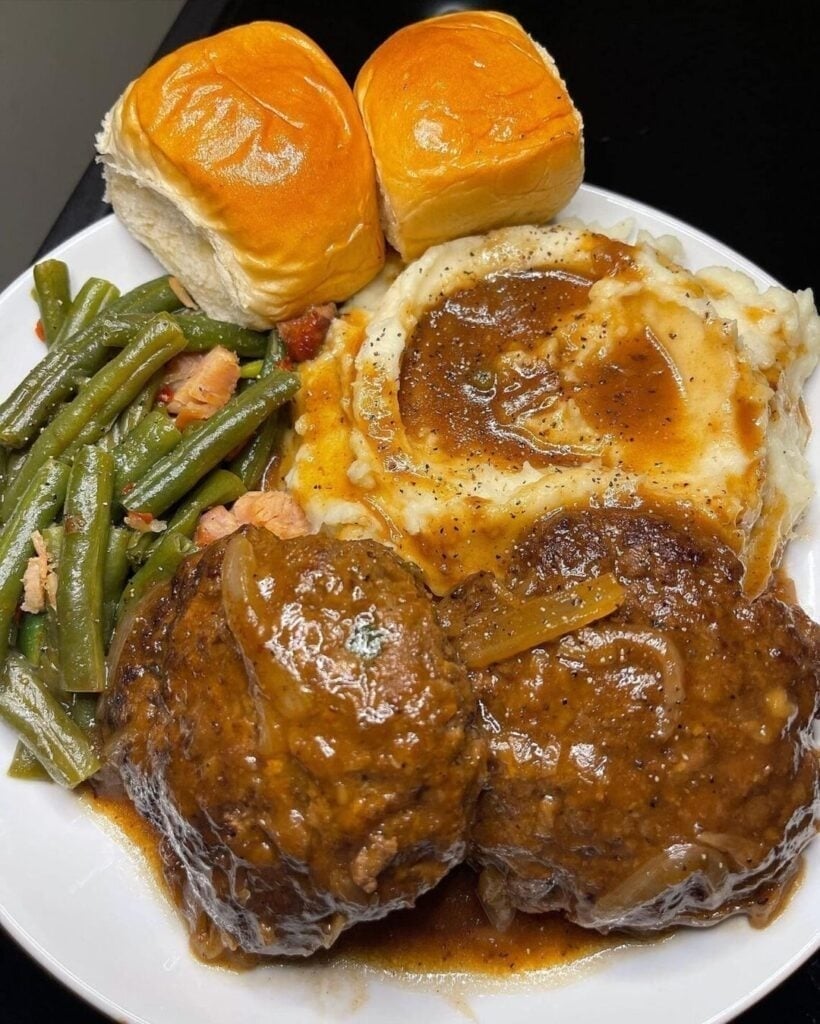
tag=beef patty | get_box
[450,508,820,932]
[101,528,485,958]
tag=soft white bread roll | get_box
[354,11,584,262]
[96,22,384,329]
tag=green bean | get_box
[57,447,113,693]
[0,315,141,450]
[173,311,268,355]
[7,741,51,781]
[17,613,46,666]
[230,330,288,489]
[239,359,264,379]
[110,372,164,444]
[119,532,195,617]
[264,329,287,367]
[68,693,99,738]
[229,412,285,490]
[1,316,186,518]
[5,449,27,480]
[41,524,63,564]
[0,447,7,495]
[0,277,182,449]
[102,527,130,644]
[33,260,71,345]
[0,459,70,664]
[35,529,63,685]
[126,530,153,569]
[52,278,120,349]
[0,652,100,787]
[113,409,181,502]
[37,606,62,695]
[113,276,182,316]
[123,369,299,517]
[102,310,268,357]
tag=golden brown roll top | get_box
[97,22,385,328]
[354,11,585,261]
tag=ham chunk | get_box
[194,506,241,547]
[162,346,240,429]
[194,492,310,547]
[233,491,310,539]
[21,530,57,614]
[124,511,167,534]
[277,304,336,362]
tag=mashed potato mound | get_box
[286,223,819,595]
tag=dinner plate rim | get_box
[0,182,816,1024]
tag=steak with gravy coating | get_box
[102,529,484,958]
[455,509,820,932]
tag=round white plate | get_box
[1,183,818,1024]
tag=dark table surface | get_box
[5,0,819,1021]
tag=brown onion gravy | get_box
[399,268,593,469]
[398,236,639,471]
[87,788,618,974]
[397,237,761,481]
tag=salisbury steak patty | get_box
[460,508,820,932]
[102,528,484,958]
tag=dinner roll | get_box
[354,11,584,261]
[96,22,384,329]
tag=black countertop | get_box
[6,0,820,1021]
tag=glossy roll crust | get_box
[354,11,584,260]
[97,22,384,328]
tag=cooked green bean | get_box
[124,369,299,517]
[56,446,113,693]
[33,260,71,345]
[0,448,7,495]
[113,276,183,316]
[52,278,120,349]
[1,316,186,518]
[230,330,288,489]
[7,741,51,781]
[239,359,265,379]
[0,277,182,449]
[36,607,62,695]
[5,449,26,479]
[0,652,100,787]
[112,409,182,501]
[17,613,46,666]
[110,372,164,445]
[41,524,63,564]
[174,311,268,355]
[0,459,70,664]
[103,310,268,357]
[102,527,130,644]
[0,315,142,450]
[126,530,153,569]
[229,411,285,490]
[68,693,99,738]
[119,532,195,617]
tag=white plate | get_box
[0,183,818,1024]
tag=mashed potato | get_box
[286,224,819,595]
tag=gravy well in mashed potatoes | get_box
[287,224,820,595]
